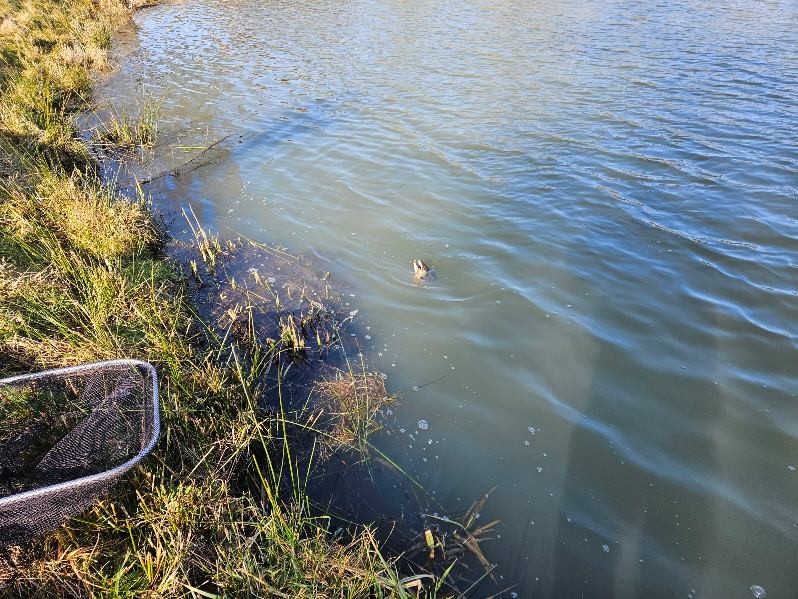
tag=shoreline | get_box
[0,1,477,595]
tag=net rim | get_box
[0,359,160,508]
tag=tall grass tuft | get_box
[96,101,160,152]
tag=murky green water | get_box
[102,0,798,596]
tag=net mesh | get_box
[0,360,159,546]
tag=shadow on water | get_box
[546,344,721,598]
[521,280,797,598]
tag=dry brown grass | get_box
[38,173,161,258]
[1,173,160,258]
[313,367,395,453]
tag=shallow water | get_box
[101,0,798,596]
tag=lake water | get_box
[101,0,798,596]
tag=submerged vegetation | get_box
[0,1,501,596]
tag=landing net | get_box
[0,360,159,545]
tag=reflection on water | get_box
[101,0,798,596]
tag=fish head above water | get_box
[412,259,430,278]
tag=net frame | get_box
[0,359,159,544]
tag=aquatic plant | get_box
[95,101,160,152]
[312,361,395,455]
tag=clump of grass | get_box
[2,168,161,260]
[184,205,223,274]
[278,312,307,355]
[96,101,160,151]
[313,364,395,454]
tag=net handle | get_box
[0,359,160,508]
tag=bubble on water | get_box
[750,585,766,598]
[418,419,429,430]
[602,544,610,553]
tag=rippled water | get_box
[101,0,798,596]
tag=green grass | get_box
[0,1,470,597]
[96,101,160,152]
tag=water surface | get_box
[101,0,798,596]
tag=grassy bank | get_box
[0,1,455,596]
